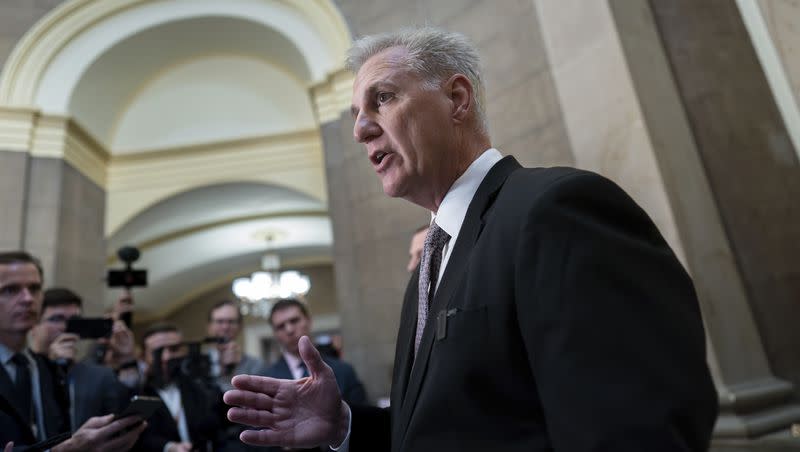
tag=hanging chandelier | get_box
[232,253,311,318]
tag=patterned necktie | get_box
[414,221,450,357]
[10,353,33,428]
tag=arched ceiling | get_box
[108,182,332,319]
[68,16,316,150]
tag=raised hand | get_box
[224,336,349,448]
[49,332,79,362]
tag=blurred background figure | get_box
[206,300,269,392]
[135,323,226,452]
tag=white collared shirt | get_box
[157,383,191,444]
[431,148,503,286]
[282,351,307,380]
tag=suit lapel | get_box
[394,156,522,447]
[0,366,36,442]
[274,357,294,380]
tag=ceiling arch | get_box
[107,181,332,317]
[0,0,352,110]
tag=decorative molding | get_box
[105,128,329,234]
[0,0,352,107]
[0,0,125,105]
[0,106,38,151]
[311,68,354,124]
[0,106,110,186]
[30,113,110,187]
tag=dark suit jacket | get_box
[0,353,68,449]
[266,355,368,405]
[133,377,226,451]
[68,361,129,429]
[351,158,718,452]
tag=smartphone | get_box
[115,395,163,420]
[65,317,113,339]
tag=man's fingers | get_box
[97,420,146,452]
[81,413,115,428]
[228,407,277,428]
[298,336,327,378]
[223,389,275,411]
[230,374,282,395]
[240,428,284,447]
[96,415,143,440]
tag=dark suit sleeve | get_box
[349,405,390,452]
[514,172,718,451]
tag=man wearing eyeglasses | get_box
[28,288,130,431]
[206,300,269,392]
[266,299,366,406]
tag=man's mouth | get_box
[375,151,387,164]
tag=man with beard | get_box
[134,323,226,452]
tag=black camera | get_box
[107,246,147,288]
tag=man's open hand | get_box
[224,336,349,448]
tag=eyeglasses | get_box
[44,314,79,324]
[272,315,303,332]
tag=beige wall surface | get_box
[758,0,800,112]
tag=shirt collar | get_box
[433,148,503,237]
[0,342,16,365]
[282,350,302,371]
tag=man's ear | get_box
[446,74,473,124]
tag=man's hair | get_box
[42,288,82,311]
[141,322,179,349]
[269,298,310,326]
[346,26,487,132]
[208,299,242,324]
[0,251,44,280]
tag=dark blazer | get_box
[0,353,68,449]
[68,361,129,429]
[352,157,718,452]
[266,355,368,405]
[133,377,226,451]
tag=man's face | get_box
[208,304,241,341]
[270,306,311,356]
[352,47,455,207]
[0,262,43,341]
[144,331,185,379]
[32,304,81,350]
[407,227,428,272]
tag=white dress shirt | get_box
[157,384,191,444]
[283,351,307,380]
[431,148,503,285]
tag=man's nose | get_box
[353,114,381,143]
[19,287,36,303]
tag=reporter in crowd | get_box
[206,300,269,392]
[0,251,144,452]
[134,322,227,452]
[28,288,131,430]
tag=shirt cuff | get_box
[329,403,351,451]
